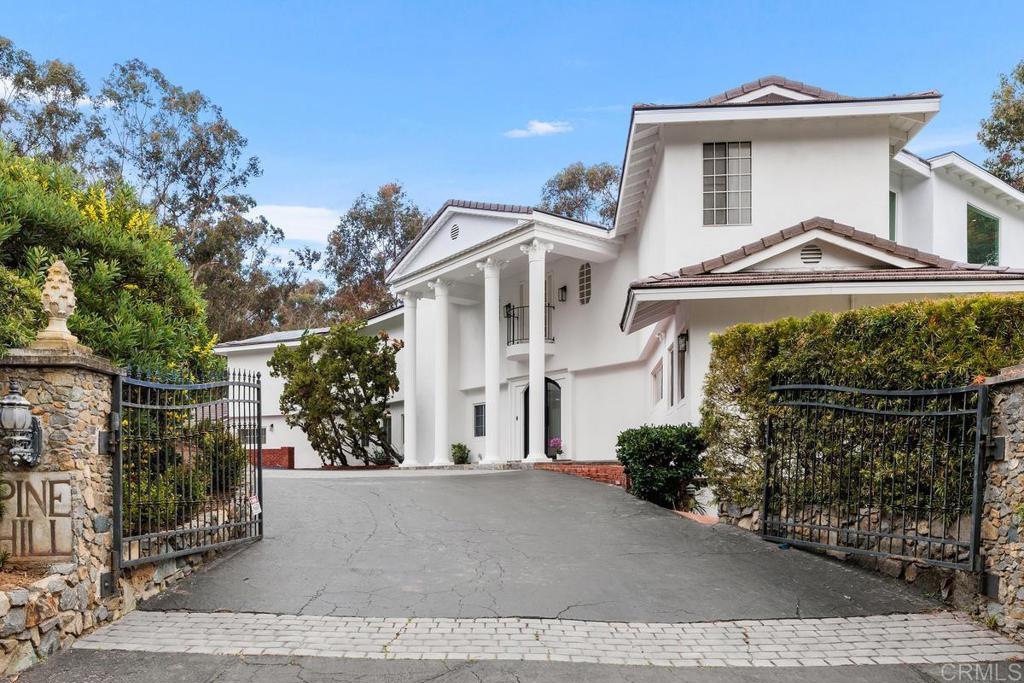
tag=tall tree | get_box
[980,59,1024,192]
[94,58,292,341]
[539,161,621,227]
[323,182,424,318]
[0,37,102,165]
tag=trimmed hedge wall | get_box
[701,294,1024,507]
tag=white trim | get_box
[893,150,932,178]
[929,152,1024,210]
[623,279,1024,333]
[713,229,926,273]
[388,205,533,282]
[632,97,940,126]
[389,221,621,293]
[726,85,817,103]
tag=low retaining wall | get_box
[255,446,294,469]
[533,461,627,487]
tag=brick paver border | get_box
[73,610,1024,667]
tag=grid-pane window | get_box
[473,404,486,437]
[702,141,751,225]
[239,427,267,445]
[578,263,592,305]
[967,204,999,265]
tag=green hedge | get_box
[701,294,1024,507]
[616,424,704,508]
[0,268,44,357]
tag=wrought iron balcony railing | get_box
[504,304,554,345]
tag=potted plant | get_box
[548,437,563,459]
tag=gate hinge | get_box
[99,410,121,455]
[982,417,1005,462]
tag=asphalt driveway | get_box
[144,469,935,622]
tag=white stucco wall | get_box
[636,117,891,278]
[930,171,1024,267]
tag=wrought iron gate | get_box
[762,383,988,571]
[110,369,263,573]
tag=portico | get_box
[386,201,620,466]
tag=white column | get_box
[429,279,451,465]
[400,292,419,467]
[521,240,552,462]
[476,258,502,462]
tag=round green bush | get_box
[615,424,704,508]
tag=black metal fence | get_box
[762,384,986,571]
[504,304,555,345]
[111,369,263,570]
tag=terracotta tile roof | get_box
[632,75,940,111]
[631,217,1024,290]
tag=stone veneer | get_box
[716,365,1024,644]
[0,348,221,675]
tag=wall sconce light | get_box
[677,332,688,353]
[557,285,568,303]
[0,380,42,467]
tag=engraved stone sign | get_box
[0,472,73,559]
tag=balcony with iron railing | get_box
[504,304,555,360]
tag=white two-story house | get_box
[219,76,1024,469]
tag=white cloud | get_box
[0,76,107,108]
[252,205,339,243]
[503,119,573,139]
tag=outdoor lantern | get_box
[677,332,688,352]
[0,380,42,467]
[557,285,567,303]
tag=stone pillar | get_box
[429,279,451,465]
[521,240,552,462]
[0,347,120,667]
[477,258,502,463]
[400,292,420,467]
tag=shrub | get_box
[451,443,471,465]
[615,424,704,508]
[702,294,1024,508]
[126,465,208,536]
[0,145,218,373]
[0,268,44,357]
[194,423,248,496]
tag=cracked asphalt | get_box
[142,469,934,622]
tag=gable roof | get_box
[631,216,1022,290]
[633,75,940,110]
[387,199,611,282]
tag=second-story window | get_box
[703,141,751,226]
[967,204,999,265]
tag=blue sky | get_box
[7,0,1024,260]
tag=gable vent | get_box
[450,223,460,240]
[800,243,823,265]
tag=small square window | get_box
[473,404,486,437]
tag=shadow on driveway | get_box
[143,470,936,622]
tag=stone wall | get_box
[0,348,229,675]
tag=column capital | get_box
[475,257,506,276]
[427,278,450,295]
[401,290,421,306]
[520,239,554,261]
